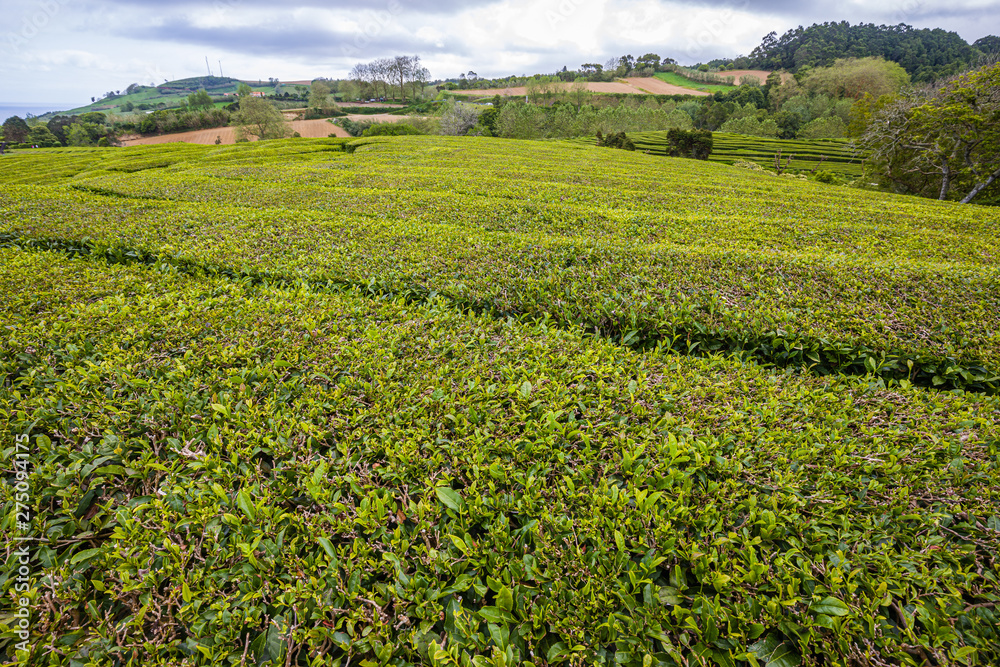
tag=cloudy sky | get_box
[2,0,997,107]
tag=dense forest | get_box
[740,22,996,82]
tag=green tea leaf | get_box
[435,486,465,512]
[809,597,851,617]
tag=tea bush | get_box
[2,137,1000,666]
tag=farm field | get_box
[120,119,348,146]
[119,114,424,146]
[449,78,710,98]
[1,137,999,666]
[653,72,737,94]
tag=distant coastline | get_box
[0,102,75,121]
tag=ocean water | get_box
[0,102,77,122]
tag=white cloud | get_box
[0,0,996,105]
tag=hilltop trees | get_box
[186,89,214,111]
[746,22,977,82]
[856,61,1000,203]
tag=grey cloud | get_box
[102,0,488,15]
[126,19,468,60]
[680,0,998,40]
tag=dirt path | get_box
[121,119,348,146]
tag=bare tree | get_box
[856,61,1000,203]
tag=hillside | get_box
[742,21,995,82]
[47,76,297,118]
[2,137,999,666]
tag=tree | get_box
[569,78,590,109]
[636,53,662,71]
[857,61,1000,203]
[476,107,499,135]
[46,116,76,145]
[2,116,30,143]
[27,125,60,147]
[187,89,214,111]
[773,110,803,139]
[67,123,95,146]
[666,129,713,159]
[765,71,784,90]
[718,116,779,137]
[438,100,482,135]
[797,116,847,139]
[974,36,1000,56]
[231,96,291,141]
[237,82,253,97]
[309,80,334,109]
[391,55,413,102]
[801,57,909,100]
[495,103,546,139]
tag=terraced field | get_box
[568,132,864,177]
[1,137,999,667]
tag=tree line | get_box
[739,21,996,82]
[348,55,431,103]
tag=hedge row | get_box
[2,247,999,666]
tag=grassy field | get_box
[654,71,736,94]
[1,137,999,666]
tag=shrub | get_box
[732,158,766,172]
[304,107,346,119]
[596,130,635,150]
[336,118,374,137]
[813,169,842,184]
[665,128,713,159]
[361,123,422,137]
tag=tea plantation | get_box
[565,133,864,177]
[1,137,999,667]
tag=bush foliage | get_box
[665,129,713,160]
